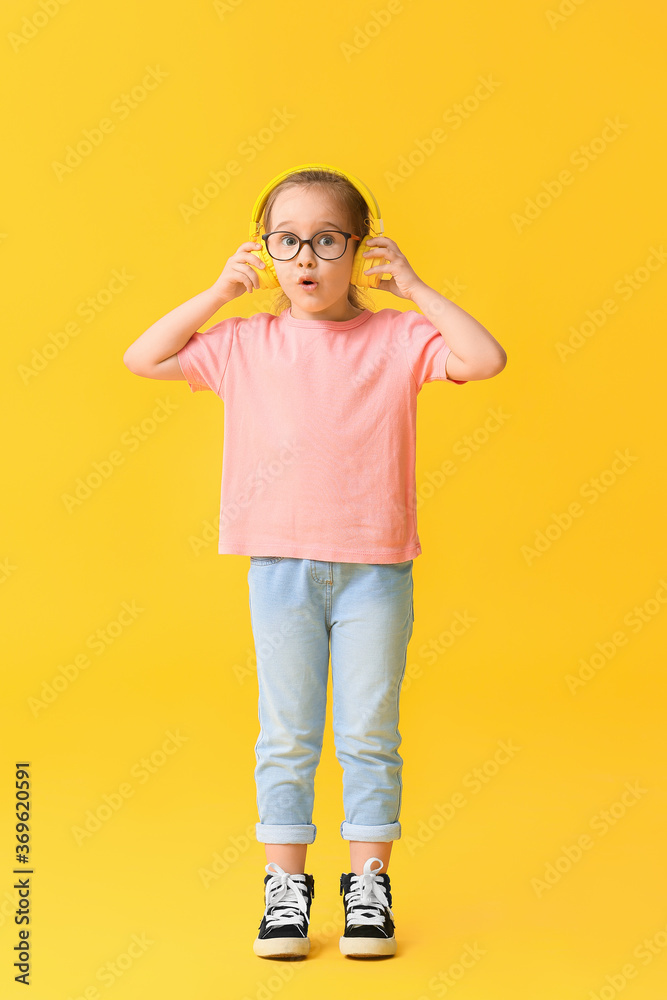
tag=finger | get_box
[366,236,397,248]
[234,265,258,292]
[364,263,394,275]
[243,253,266,268]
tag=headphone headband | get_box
[250,162,384,236]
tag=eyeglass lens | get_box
[266,231,348,260]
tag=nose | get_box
[295,243,316,261]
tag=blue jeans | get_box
[248,557,414,845]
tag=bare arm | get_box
[410,283,507,381]
[122,286,228,380]
[122,240,266,380]
[360,236,507,382]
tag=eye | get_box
[280,234,298,246]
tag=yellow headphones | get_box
[248,161,391,291]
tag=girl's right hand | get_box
[210,241,266,301]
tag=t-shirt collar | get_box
[283,306,372,329]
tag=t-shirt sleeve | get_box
[176,317,236,396]
[401,308,468,390]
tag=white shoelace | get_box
[263,863,310,930]
[345,857,394,928]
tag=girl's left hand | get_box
[361,236,426,300]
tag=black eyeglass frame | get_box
[261,230,362,261]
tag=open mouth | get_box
[298,279,318,289]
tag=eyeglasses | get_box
[261,230,361,261]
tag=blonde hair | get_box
[262,168,376,316]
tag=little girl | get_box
[123,164,507,961]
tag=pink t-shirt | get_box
[177,306,467,563]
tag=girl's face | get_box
[265,185,364,322]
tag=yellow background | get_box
[3,1,667,997]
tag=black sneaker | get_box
[339,856,396,958]
[253,862,315,960]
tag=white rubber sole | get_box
[253,935,310,959]
[339,934,397,958]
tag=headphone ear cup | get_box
[351,234,385,288]
[256,245,279,289]
[248,233,279,289]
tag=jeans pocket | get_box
[250,556,285,566]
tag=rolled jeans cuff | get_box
[256,822,316,844]
[340,821,401,842]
